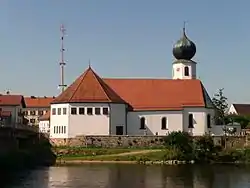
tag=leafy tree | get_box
[212,88,228,124]
[227,114,250,129]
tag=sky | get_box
[0,1,249,104]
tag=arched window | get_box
[140,117,146,129]
[184,66,189,76]
[161,117,167,129]
[207,114,211,128]
[188,114,194,128]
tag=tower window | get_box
[140,117,146,129]
[188,114,194,128]
[184,66,189,76]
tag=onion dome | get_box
[173,27,196,60]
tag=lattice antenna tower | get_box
[58,24,67,93]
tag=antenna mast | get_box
[58,24,67,93]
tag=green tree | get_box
[212,88,228,124]
[227,114,250,129]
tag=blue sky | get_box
[0,1,249,104]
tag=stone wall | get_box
[50,135,249,148]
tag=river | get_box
[3,164,250,188]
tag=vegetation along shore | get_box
[54,131,250,165]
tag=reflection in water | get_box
[6,164,250,188]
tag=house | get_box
[0,94,26,125]
[23,96,54,126]
[228,104,250,116]
[38,110,50,133]
[49,28,216,138]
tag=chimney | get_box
[31,96,36,99]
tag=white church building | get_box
[49,28,216,138]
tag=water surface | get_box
[5,164,250,188]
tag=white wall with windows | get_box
[50,103,70,138]
[127,110,183,135]
[172,61,196,80]
[39,120,50,133]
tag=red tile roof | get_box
[104,78,205,110]
[52,67,126,104]
[0,95,26,107]
[52,67,209,111]
[232,104,250,116]
[25,97,54,108]
[39,110,50,121]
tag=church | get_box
[49,28,215,138]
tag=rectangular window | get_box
[87,108,93,115]
[38,111,44,116]
[71,108,77,115]
[58,126,61,133]
[63,126,66,134]
[63,108,67,115]
[103,107,109,115]
[52,108,56,115]
[56,126,58,134]
[57,108,61,115]
[79,108,85,115]
[95,108,101,115]
[30,111,36,115]
[54,126,56,133]
[24,111,28,116]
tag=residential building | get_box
[0,94,26,125]
[39,110,50,133]
[24,96,54,126]
[49,28,217,138]
[228,104,250,116]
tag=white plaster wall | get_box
[227,104,237,115]
[183,107,215,136]
[172,61,196,79]
[68,103,110,137]
[50,103,70,138]
[39,120,50,133]
[109,103,127,135]
[127,110,183,135]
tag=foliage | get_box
[193,135,215,162]
[212,88,228,124]
[164,131,193,156]
[226,114,250,129]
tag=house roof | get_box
[25,97,54,108]
[0,95,26,107]
[39,110,50,121]
[104,78,207,110]
[233,104,250,116]
[51,67,211,111]
[52,67,126,104]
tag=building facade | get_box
[0,94,26,126]
[48,28,218,138]
[24,96,54,126]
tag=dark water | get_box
[4,164,250,188]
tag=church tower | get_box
[172,26,197,79]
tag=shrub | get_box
[164,131,193,155]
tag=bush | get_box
[164,131,193,154]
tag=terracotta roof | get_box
[51,67,211,111]
[104,78,206,110]
[52,67,126,104]
[25,97,54,108]
[233,104,250,116]
[39,110,50,121]
[0,111,11,117]
[0,95,26,107]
